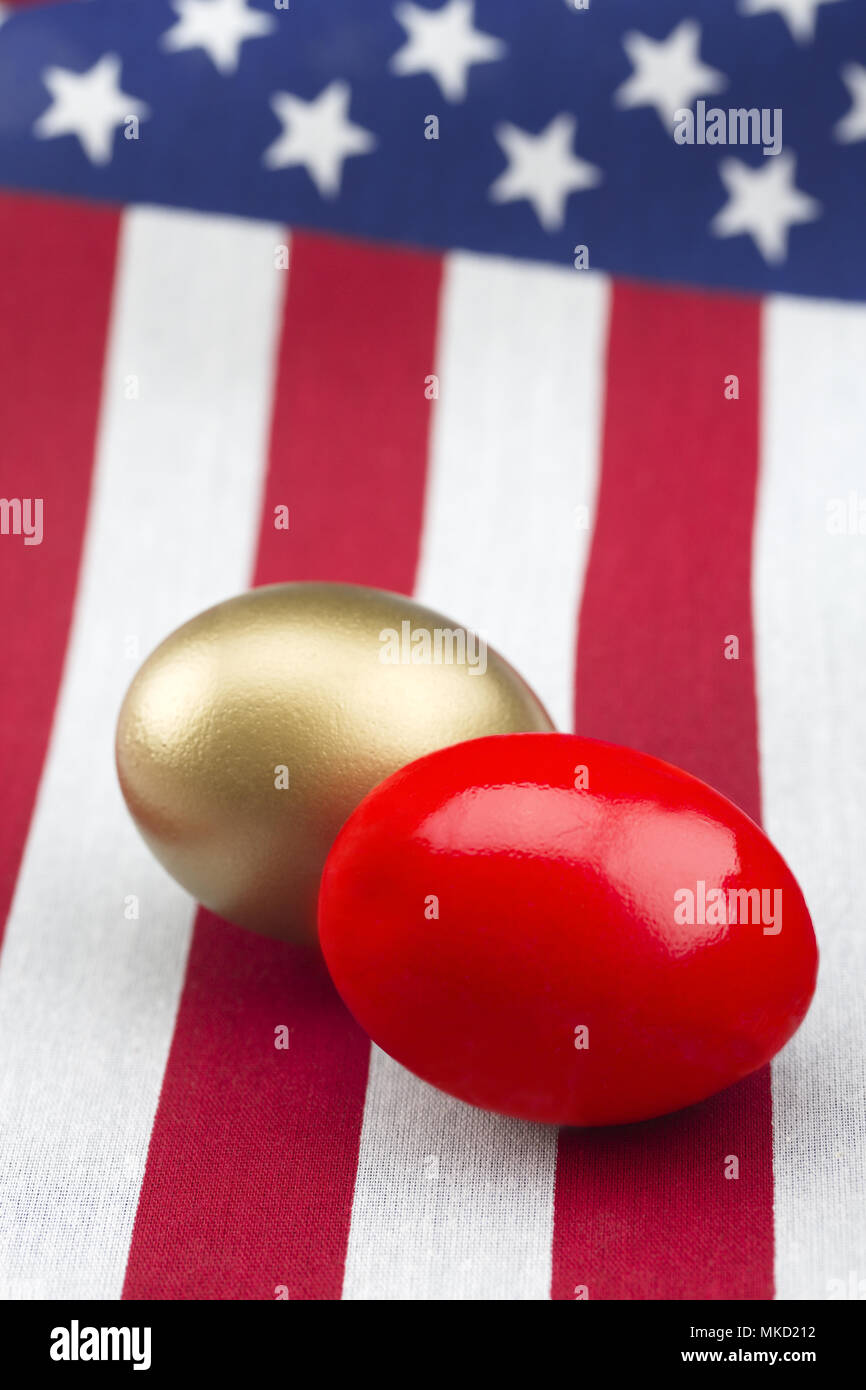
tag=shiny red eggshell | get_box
[318,734,818,1126]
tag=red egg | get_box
[319,733,818,1127]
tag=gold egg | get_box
[116,582,554,945]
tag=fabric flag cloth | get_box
[0,0,864,1301]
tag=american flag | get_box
[0,0,863,1301]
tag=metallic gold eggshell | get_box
[116,582,554,944]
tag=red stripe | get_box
[551,280,772,1300]
[254,231,439,590]
[123,231,443,1300]
[0,192,119,949]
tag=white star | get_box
[614,19,726,132]
[835,62,866,143]
[262,81,375,197]
[390,0,506,102]
[489,113,601,232]
[161,0,275,75]
[33,54,149,166]
[710,151,821,263]
[738,0,843,44]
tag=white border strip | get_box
[756,294,866,1301]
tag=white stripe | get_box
[342,254,609,1301]
[0,206,284,1299]
[755,295,866,1302]
[416,254,609,735]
